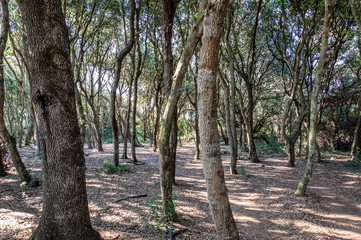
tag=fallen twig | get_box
[115,194,148,202]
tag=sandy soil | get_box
[1,143,361,240]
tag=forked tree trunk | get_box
[17,1,102,239]
[197,0,239,239]
[0,0,31,184]
[295,0,334,197]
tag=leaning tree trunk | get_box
[295,0,334,197]
[0,0,31,184]
[17,0,102,239]
[197,0,239,239]
[158,0,205,219]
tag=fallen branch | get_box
[115,194,148,202]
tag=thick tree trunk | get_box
[198,1,239,239]
[295,0,334,197]
[110,0,135,166]
[17,0,102,239]
[0,0,31,184]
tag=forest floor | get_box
[1,143,361,240]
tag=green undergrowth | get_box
[255,135,286,156]
[146,193,182,235]
[236,165,252,179]
[102,160,130,174]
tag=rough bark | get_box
[295,0,334,197]
[16,0,102,239]
[0,0,31,184]
[111,0,135,166]
[198,0,239,239]
[158,0,205,218]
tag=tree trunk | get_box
[158,0,205,218]
[225,10,238,174]
[110,0,135,166]
[295,0,334,197]
[25,104,35,146]
[198,1,239,239]
[16,0,102,239]
[123,76,134,159]
[286,140,296,167]
[217,120,229,145]
[0,144,7,176]
[219,74,237,174]
[0,0,31,184]
[86,131,93,149]
[194,105,200,160]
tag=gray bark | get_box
[198,0,239,239]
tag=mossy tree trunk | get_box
[295,0,334,197]
[159,0,205,219]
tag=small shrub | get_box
[344,160,361,169]
[147,193,178,235]
[236,165,252,179]
[102,160,130,174]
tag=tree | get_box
[110,0,135,166]
[295,0,335,197]
[349,0,361,161]
[158,0,206,219]
[197,0,239,239]
[16,0,102,238]
[0,0,31,183]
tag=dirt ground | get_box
[1,143,361,240]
